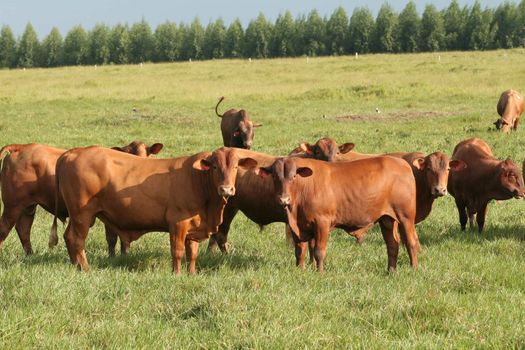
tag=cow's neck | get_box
[413,170,434,223]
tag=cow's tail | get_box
[215,96,225,117]
[48,156,62,249]
[0,145,19,214]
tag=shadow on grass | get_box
[418,222,525,247]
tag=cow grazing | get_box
[494,89,524,133]
[448,138,524,232]
[215,96,262,149]
[257,156,420,272]
[0,141,161,256]
[50,146,257,273]
[288,137,355,162]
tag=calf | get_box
[50,146,257,273]
[448,138,524,232]
[494,89,524,133]
[215,96,262,149]
[0,141,162,255]
[258,156,420,272]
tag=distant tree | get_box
[17,23,40,68]
[271,11,296,57]
[203,18,226,59]
[181,18,205,59]
[465,2,495,50]
[88,23,111,64]
[373,3,398,53]
[63,25,89,65]
[304,10,326,56]
[293,15,307,56]
[325,7,348,55]
[109,23,130,64]
[244,13,272,58]
[348,7,375,54]
[397,1,420,52]
[224,19,244,58]
[443,0,466,50]
[0,25,16,68]
[492,2,519,48]
[518,0,525,46]
[154,21,180,62]
[129,19,154,63]
[420,4,445,51]
[40,27,63,67]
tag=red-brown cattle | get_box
[494,89,524,133]
[258,156,420,272]
[0,141,162,255]
[448,138,524,232]
[50,146,257,273]
[215,96,262,149]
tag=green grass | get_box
[1,49,525,348]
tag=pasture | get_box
[1,49,525,348]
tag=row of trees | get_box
[1,0,525,68]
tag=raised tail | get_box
[48,155,63,248]
[215,96,225,117]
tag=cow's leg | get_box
[379,217,400,272]
[170,220,189,275]
[308,238,315,264]
[185,239,199,274]
[15,205,37,255]
[513,118,519,130]
[0,206,23,249]
[63,216,91,271]
[476,201,489,233]
[207,204,238,253]
[454,198,468,231]
[397,217,419,270]
[104,225,118,257]
[313,221,330,272]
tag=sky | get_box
[0,0,510,38]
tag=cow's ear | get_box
[299,143,314,155]
[339,142,355,154]
[296,167,313,177]
[147,143,164,155]
[255,166,272,178]
[412,158,426,170]
[253,123,263,128]
[238,157,258,169]
[194,158,212,171]
[233,130,241,137]
[449,159,466,171]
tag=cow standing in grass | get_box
[215,96,262,149]
[494,89,524,133]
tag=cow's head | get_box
[256,157,313,208]
[296,138,355,162]
[194,147,258,198]
[112,141,164,157]
[494,118,511,133]
[498,159,524,199]
[411,152,466,197]
[232,110,262,149]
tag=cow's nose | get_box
[278,196,291,207]
[433,186,447,197]
[218,185,235,197]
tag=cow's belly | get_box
[99,197,168,231]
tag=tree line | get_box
[1,0,524,69]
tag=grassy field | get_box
[1,49,525,348]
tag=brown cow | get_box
[494,89,524,133]
[0,141,162,256]
[257,156,420,272]
[288,137,355,162]
[50,146,257,273]
[448,138,524,232]
[215,96,262,149]
[292,138,466,244]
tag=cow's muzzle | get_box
[432,186,447,197]
[218,185,235,197]
[514,190,524,199]
[278,196,291,208]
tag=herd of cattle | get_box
[0,90,524,274]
